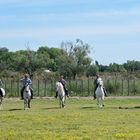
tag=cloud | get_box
[0,23,140,40]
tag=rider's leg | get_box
[30,87,33,99]
[103,87,107,97]
[64,86,69,97]
[93,87,97,99]
[55,91,58,98]
[21,86,24,99]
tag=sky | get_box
[0,0,140,65]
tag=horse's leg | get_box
[97,97,102,108]
[100,98,103,107]
[62,97,65,108]
[99,98,104,108]
[102,98,105,107]
[24,99,27,110]
[59,97,62,108]
[60,100,62,108]
[0,97,3,110]
[96,97,99,106]
[28,98,31,108]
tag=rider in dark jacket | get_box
[55,75,69,98]
[94,75,99,99]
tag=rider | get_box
[55,75,69,98]
[94,74,107,99]
[20,74,33,100]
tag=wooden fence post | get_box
[133,79,136,95]
[115,79,117,95]
[68,80,71,95]
[76,80,78,96]
[44,80,47,96]
[121,79,123,95]
[81,80,84,96]
[127,79,130,96]
[51,80,53,96]
[37,80,40,96]
[17,80,20,96]
[10,80,13,96]
[4,80,7,96]
[87,79,90,96]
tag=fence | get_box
[1,78,140,97]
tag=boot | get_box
[103,87,107,97]
[30,89,33,99]
[65,88,69,97]
[93,93,96,99]
[21,92,24,100]
[20,87,24,100]
[55,91,58,98]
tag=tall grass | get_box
[0,98,140,140]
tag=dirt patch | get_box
[3,96,140,101]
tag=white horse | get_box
[23,84,31,110]
[95,78,105,108]
[56,82,65,108]
[0,88,5,110]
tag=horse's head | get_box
[56,82,65,94]
[97,79,103,87]
[24,84,30,93]
[56,82,61,91]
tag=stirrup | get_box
[54,95,57,98]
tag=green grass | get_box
[0,97,140,140]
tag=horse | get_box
[56,82,65,108]
[23,84,31,110]
[95,79,105,108]
[0,88,5,110]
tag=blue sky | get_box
[0,0,140,65]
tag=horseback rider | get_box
[94,75,107,99]
[55,75,69,98]
[20,74,33,100]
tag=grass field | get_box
[0,97,140,140]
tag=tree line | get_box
[0,39,140,79]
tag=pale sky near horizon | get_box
[0,0,140,65]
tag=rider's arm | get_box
[19,78,24,82]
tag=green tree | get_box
[86,64,99,77]
[123,60,140,72]
[61,39,92,79]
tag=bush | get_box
[105,80,121,95]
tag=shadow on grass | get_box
[8,108,22,111]
[81,106,99,110]
[118,106,140,110]
[81,105,140,110]
[41,107,60,110]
